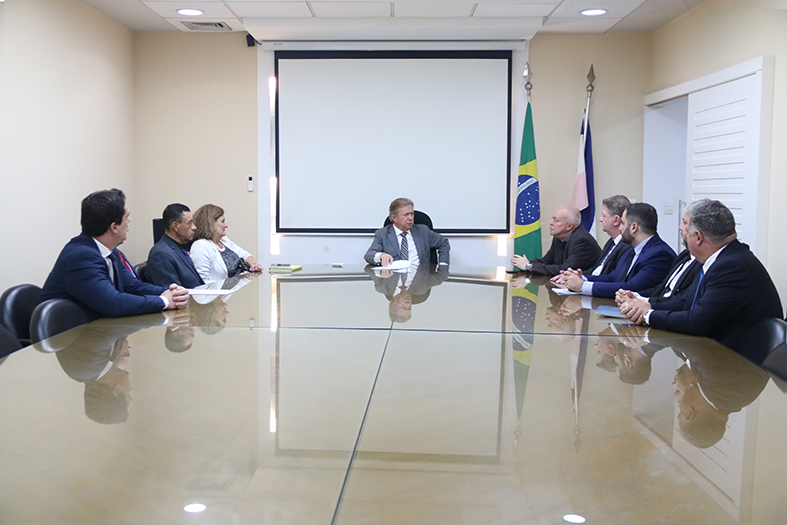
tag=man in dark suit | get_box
[619,199,783,352]
[588,195,632,276]
[364,198,450,267]
[558,202,676,298]
[511,204,601,276]
[616,209,701,308]
[146,203,204,288]
[40,189,190,320]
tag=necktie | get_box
[690,270,705,309]
[118,251,136,279]
[592,242,614,275]
[623,250,636,280]
[400,232,409,260]
[108,254,121,290]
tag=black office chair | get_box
[153,218,165,245]
[0,284,42,347]
[383,210,438,264]
[29,298,90,347]
[134,261,149,283]
[383,210,434,230]
[742,317,787,365]
[0,324,23,359]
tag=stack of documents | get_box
[269,263,303,274]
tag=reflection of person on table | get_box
[55,326,142,424]
[190,204,263,282]
[365,264,448,323]
[364,198,450,267]
[671,340,770,448]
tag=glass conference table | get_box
[0,265,785,525]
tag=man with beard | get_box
[556,202,675,298]
[615,209,702,308]
[617,199,782,353]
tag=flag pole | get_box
[582,65,595,146]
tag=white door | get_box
[685,71,767,258]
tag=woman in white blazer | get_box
[190,204,262,283]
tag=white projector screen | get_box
[275,51,512,234]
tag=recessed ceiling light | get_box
[581,9,607,16]
[177,8,204,16]
[563,515,586,524]
[184,503,207,513]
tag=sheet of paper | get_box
[595,305,628,318]
[373,260,411,271]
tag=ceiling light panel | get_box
[393,2,475,17]
[473,3,554,17]
[228,1,314,17]
[309,2,392,17]
[549,0,647,19]
[143,1,235,18]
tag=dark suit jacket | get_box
[40,233,167,321]
[649,239,783,352]
[146,234,205,288]
[645,248,702,306]
[529,225,601,276]
[364,224,450,265]
[586,233,676,298]
[591,237,633,276]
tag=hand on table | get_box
[618,295,651,325]
[511,254,530,271]
[162,284,190,310]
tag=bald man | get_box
[511,204,601,276]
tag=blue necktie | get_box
[690,269,704,309]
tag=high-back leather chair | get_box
[134,261,149,284]
[383,210,438,264]
[0,324,23,359]
[0,284,42,346]
[30,299,90,346]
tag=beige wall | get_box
[528,32,652,244]
[133,32,258,265]
[0,0,134,293]
[651,0,787,299]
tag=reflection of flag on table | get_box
[512,284,538,419]
[514,101,542,261]
[571,113,595,233]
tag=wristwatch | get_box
[525,263,532,271]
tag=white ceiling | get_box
[81,0,705,40]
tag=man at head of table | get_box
[363,197,450,268]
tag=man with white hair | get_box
[511,204,600,276]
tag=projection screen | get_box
[275,50,512,234]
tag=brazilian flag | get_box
[514,102,542,260]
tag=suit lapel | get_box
[167,235,201,280]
